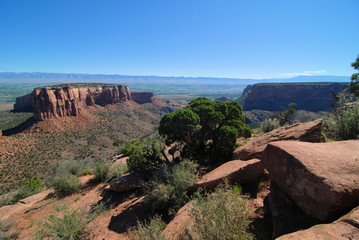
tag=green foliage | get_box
[324,90,359,140]
[349,55,359,98]
[271,103,296,126]
[52,175,81,197]
[93,162,110,182]
[120,138,164,173]
[186,184,253,240]
[112,139,123,146]
[36,201,111,240]
[36,207,87,240]
[260,118,280,133]
[128,215,167,240]
[159,97,250,164]
[10,176,43,204]
[110,162,128,179]
[149,160,198,215]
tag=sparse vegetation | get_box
[149,160,198,215]
[110,162,128,179]
[93,162,110,182]
[271,103,297,126]
[120,138,165,173]
[324,90,359,140]
[260,118,280,133]
[0,218,19,240]
[186,184,253,240]
[128,215,167,240]
[52,175,81,197]
[10,176,42,204]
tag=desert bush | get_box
[10,176,43,204]
[324,91,359,140]
[36,207,88,240]
[149,160,198,215]
[120,138,164,173]
[93,162,110,182]
[110,162,128,179]
[260,118,280,133]
[52,175,81,197]
[56,160,86,176]
[128,215,166,240]
[186,184,253,240]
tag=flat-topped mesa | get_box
[33,85,131,120]
[239,82,348,112]
[14,84,158,121]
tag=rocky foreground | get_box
[1,119,358,239]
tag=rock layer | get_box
[14,85,159,121]
[262,140,359,221]
[233,118,322,160]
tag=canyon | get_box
[13,84,163,121]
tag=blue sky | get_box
[0,0,358,79]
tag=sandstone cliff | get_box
[14,84,158,121]
[239,82,348,111]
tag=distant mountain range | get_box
[0,72,350,85]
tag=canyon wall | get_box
[14,85,157,121]
[239,83,348,112]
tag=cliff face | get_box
[14,85,156,121]
[239,83,348,112]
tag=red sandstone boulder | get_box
[233,119,322,160]
[193,159,264,191]
[262,140,359,221]
[161,201,195,240]
[277,205,359,240]
[109,172,144,192]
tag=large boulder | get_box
[277,205,359,240]
[193,159,264,191]
[161,201,195,240]
[109,172,144,192]
[262,140,359,221]
[233,119,322,160]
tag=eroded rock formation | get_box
[14,84,160,121]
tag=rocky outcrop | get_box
[14,84,164,121]
[193,159,264,191]
[239,82,347,111]
[233,118,322,160]
[162,201,195,240]
[277,205,359,240]
[262,140,359,221]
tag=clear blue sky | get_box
[0,0,358,79]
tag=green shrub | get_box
[121,138,164,173]
[324,91,359,140]
[150,160,198,215]
[110,162,128,179]
[36,207,87,240]
[52,175,81,197]
[260,118,280,133]
[10,176,43,204]
[36,201,111,240]
[113,139,123,146]
[56,160,86,176]
[186,184,253,240]
[128,215,166,240]
[93,162,110,182]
